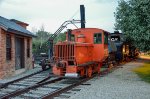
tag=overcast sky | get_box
[0,0,119,33]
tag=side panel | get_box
[93,44,105,61]
[71,28,109,62]
[75,45,93,65]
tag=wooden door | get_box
[15,37,24,70]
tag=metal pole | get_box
[80,5,85,28]
[67,29,72,41]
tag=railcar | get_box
[109,31,139,62]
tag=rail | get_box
[0,68,49,89]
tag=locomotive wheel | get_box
[80,69,85,77]
[87,66,92,77]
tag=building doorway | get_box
[15,37,24,70]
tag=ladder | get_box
[48,20,81,59]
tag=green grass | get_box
[133,62,150,83]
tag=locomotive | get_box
[39,5,139,78]
[109,31,139,62]
[52,28,117,78]
[51,30,138,78]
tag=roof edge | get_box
[10,19,29,26]
[7,28,36,37]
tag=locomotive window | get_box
[94,33,102,44]
[104,32,108,44]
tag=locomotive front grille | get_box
[54,43,75,61]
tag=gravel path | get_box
[69,59,150,99]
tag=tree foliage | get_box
[115,0,150,51]
[32,26,51,55]
[32,26,66,55]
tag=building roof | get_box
[10,19,29,26]
[0,16,35,37]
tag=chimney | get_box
[10,19,29,29]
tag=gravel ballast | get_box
[68,60,150,99]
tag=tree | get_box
[115,0,150,51]
[54,33,66,43]
[32,25,66,56]
[32,26,51,55]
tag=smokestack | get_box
[80,5,85,28]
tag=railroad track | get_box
[0,68,51,89]
[0,69,52,98]
[0,64,120,99]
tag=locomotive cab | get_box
[52,28,109,78]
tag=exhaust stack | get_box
[80,5,85,28]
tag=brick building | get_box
[0,16,35,79]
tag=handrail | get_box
[48,19,81,58]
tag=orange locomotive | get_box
[52,28,110,78]
[39,5,137,77]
